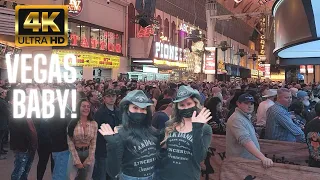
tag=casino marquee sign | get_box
[64,0,83,17]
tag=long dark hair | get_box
[121,104,158,154]
[205,97,222,122]
[68,99,94,138]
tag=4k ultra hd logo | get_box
[15,5,68,46]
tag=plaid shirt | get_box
[67,120,98,165]
[265,102,305,143]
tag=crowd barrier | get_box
[220,158,320,180]
[200,135,310,180]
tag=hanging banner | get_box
[200,135,309,180]
[204,47,216,74]
[264,64,270,78]
[53,50,120,68]
[300,65,306,74]
[307,65,314,74]
[220,158,320,180]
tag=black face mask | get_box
[179,106,197,118]
[128,112,146,124]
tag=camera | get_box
[107,0,110,4]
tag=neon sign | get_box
[65,0,83,17]
[137,27,154,38]
[259,17,266,56]
[69,32,122,54]
[154,42,183,61]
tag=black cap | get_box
[120,90,153,108]
[237,93,255,103]
[173,85,201,104]
[155,98,172,111]
[103,89,117,96]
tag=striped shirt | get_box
[265,102,305,142]
[67,120,98,165]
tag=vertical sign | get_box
[204,47,216,74]
[300,65,306,74]
[264,64,270,78]
[307,65,313,74]
[259,16,266,56]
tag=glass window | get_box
[99,30,108,51]
[114,33,122,54]
[107,31,116,52]
[68,22,80,46]
[91,28,100,50]
[80,25,90,48]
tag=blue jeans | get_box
[52,150,70,180]
[92,157,112,180]
[119,173,154,180]
[11,151,35,180]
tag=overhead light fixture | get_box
[91,28,100,31]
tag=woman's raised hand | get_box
[99,123,117,136]
[191,108,212,124]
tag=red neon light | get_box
[137,27,154,38]
[81,36,89,48]
[70,34,121,53]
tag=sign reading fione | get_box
[6,54,78,119]
[154,42,183,61]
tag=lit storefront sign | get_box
[307,65,314,73]
[53,50,120,68]
[143,66,158,73]
[68,21,123,54]
[137,26,154,38]
[259,16,266,60]
[300,65,314,73]
[203,47,216,74]
[259,71,264,77]
[264,64,271,78]
[154,41,184,61]
[300,65,306,73]
[153,59,187,68]
[251,69,258,76]
[179,23,201,35]
[65,0,83,17]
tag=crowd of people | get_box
[0,78,319,180]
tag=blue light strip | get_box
[278,40,320,58]
[311,0,320,37]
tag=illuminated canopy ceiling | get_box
[216,0,275,27]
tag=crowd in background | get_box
[0,78,319,179]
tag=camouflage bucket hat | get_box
[173,85,201,104]
[120,90,153,108]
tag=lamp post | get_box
[206,0,217,82]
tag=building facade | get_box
[0,0,129,81]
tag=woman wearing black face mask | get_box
[157,85,213,180]
[99,90,159,180]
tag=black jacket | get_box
[0,97,10,130]
[48,102,73,152]
[10,118,37,152]
[94,104,121,158]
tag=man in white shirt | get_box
[256,89,277,126]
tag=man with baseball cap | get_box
[226,93,273,168]
[93,89,121,180]
[256,89,277,127]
